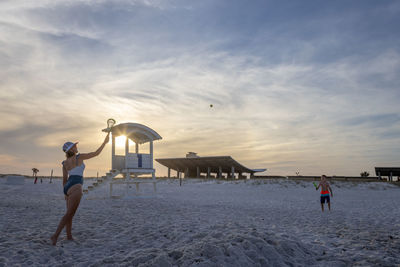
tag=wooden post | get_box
[125,137,129,171]
[111,134,116,170]
[135,142,139,154]
[207,167,211,178]
[168,168,171,178]
[50,169,53,183]
[231,166,235,179]
[218,166,222,178]
[150,141,153,169]
[150,140,155,181]
[197,167,200,178]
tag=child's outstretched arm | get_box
[316,182,321,190]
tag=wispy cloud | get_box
[1,0,399,176]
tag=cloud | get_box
[341,113,400,127]
[0,154,18,165]
[0,0,399,176]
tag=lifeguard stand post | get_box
[102,122,162,196]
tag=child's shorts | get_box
[320,195,330,203]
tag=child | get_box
[316,175,333,212]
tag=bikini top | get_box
[62,154,85,177]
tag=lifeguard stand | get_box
[102,122,162,197]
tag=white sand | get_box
[0,177,399,266]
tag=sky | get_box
[1,0,400,177]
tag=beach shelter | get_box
[103,122,162,178]
[102,122,162,196]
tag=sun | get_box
[115,135,135,147]
[115,135,127,147]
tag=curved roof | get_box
[156,156,266,174]
[103,123,162,144]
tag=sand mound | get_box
[5,175,25,185]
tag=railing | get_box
[125,153,152,169]
[113,155,125,170]
[112,154,153,170]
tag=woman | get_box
[51,133,109,245]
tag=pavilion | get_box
[375,167,400,181]
[156,152,266,179]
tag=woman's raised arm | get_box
[79,133,110,160]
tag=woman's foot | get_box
[50,235,57,246]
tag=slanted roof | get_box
[156,156,266,174]
[375,167,400,176]
[103,123,162,144]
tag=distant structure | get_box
[156,153,266,179]
[375,167,400,181]
[6,175,25,185]
[186,152,199,158]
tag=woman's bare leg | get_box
[51,185,82,245]
[66,197,80,240]
[65,197,73,240]
[66,218,73,240]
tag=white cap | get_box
[62,141,78,152]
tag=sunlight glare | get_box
[115,135,135,147]
[115,135,126,147]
